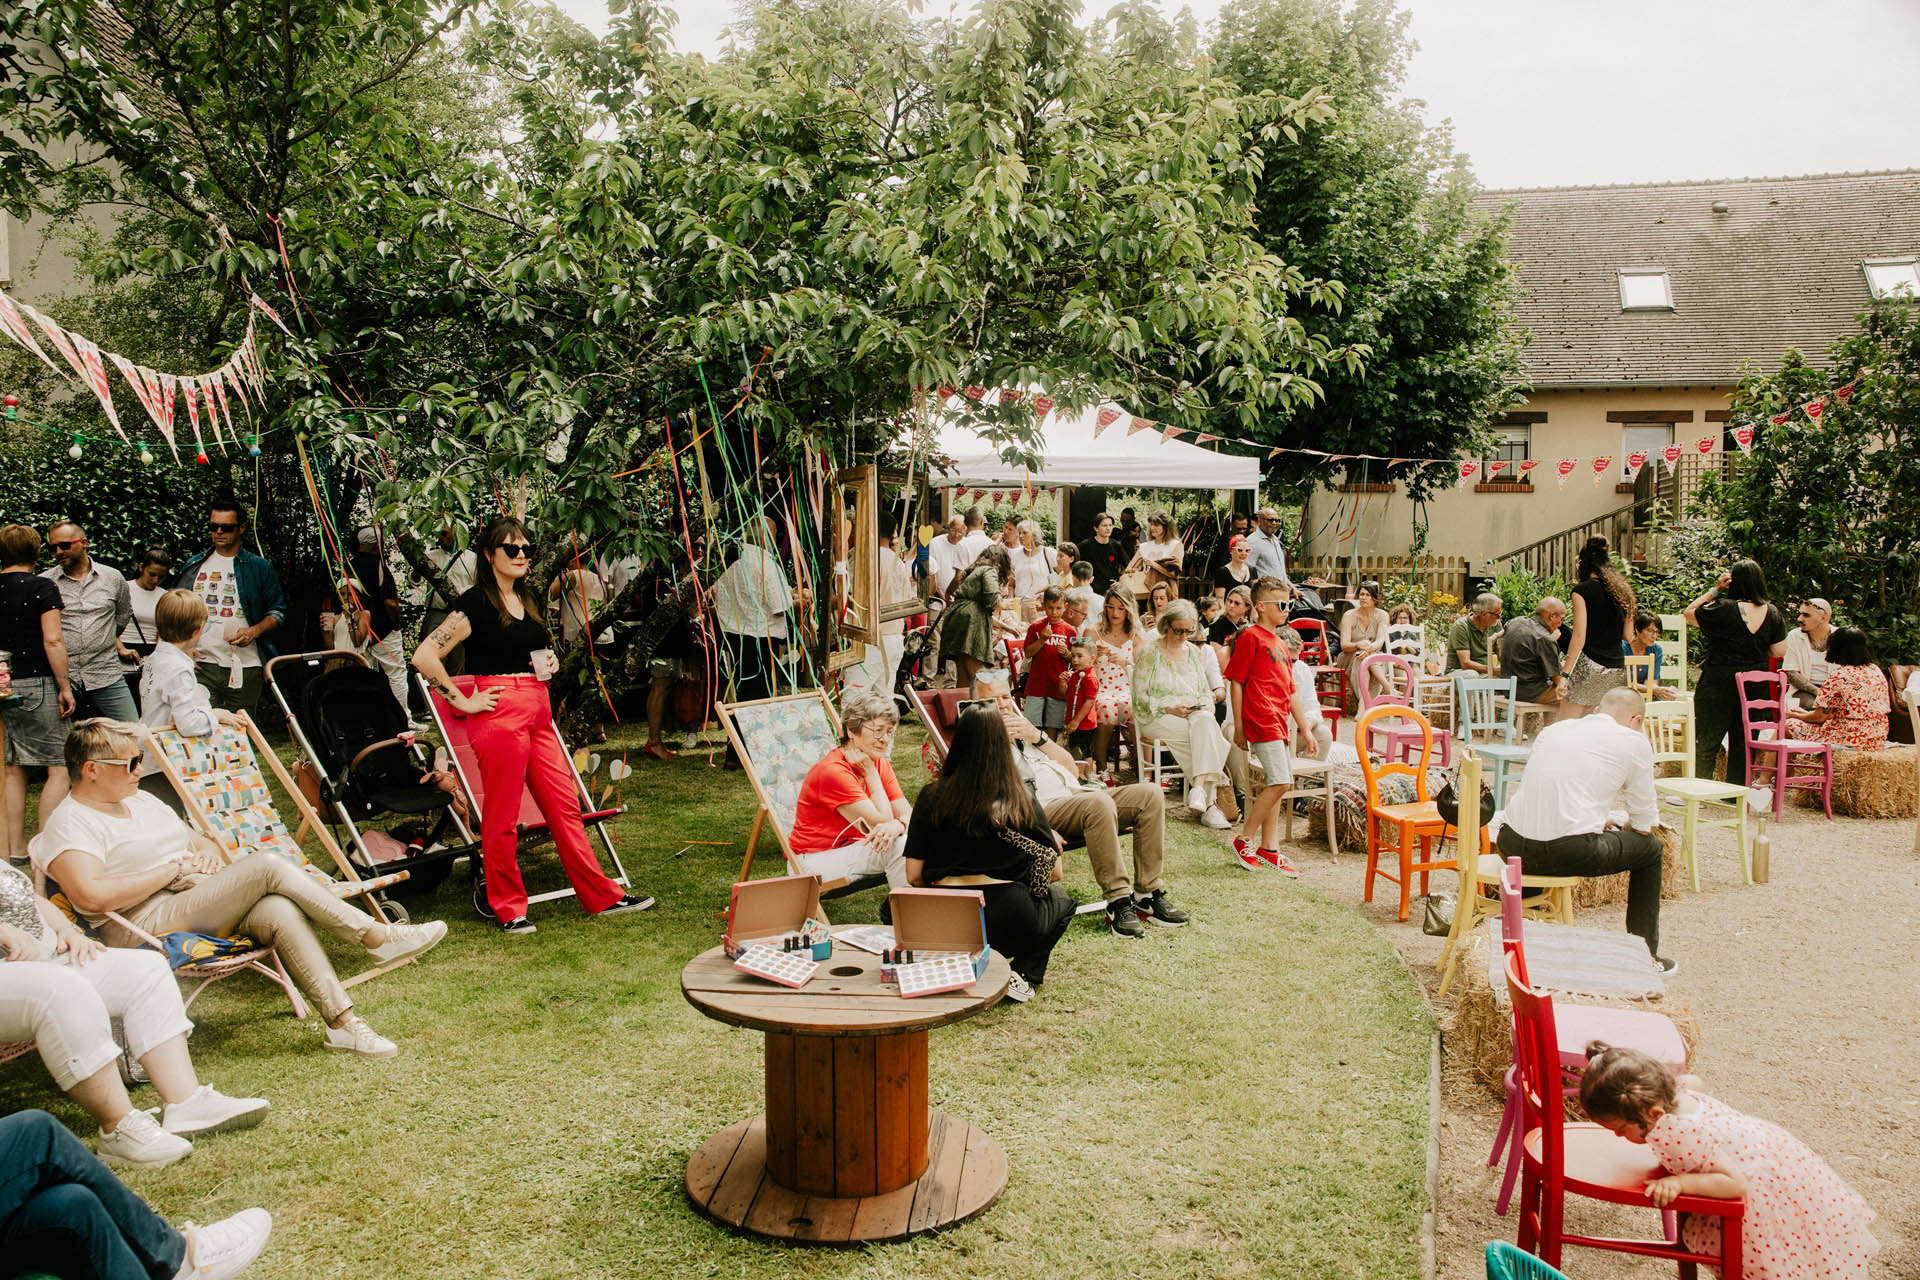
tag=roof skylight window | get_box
[1618,270,1674,311]
[1863,259,1920,300]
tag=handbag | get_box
[1434,773,1493,829]
[1421,892,1455,937]
[995,825,1059,898]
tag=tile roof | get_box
[1476,171,1920,388]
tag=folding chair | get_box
[421,675,633,917]
[905,685,969,776]
[716,689,883,895]
[138,716,416,990]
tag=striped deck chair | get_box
[139,713,417,989]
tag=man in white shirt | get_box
[710,519,796,709]
[1496,687,1672,972]
[957,506,992,566]
[971,671,1186,940]
[170,499,285,715]
[927,516,970,599]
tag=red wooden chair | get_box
[1489,859,1686,1222]
[905,685,970,777]
[1288,618,1346,734]
[1505,948,1744,1276]
[1354,704,1481,921]
[1358,652,1451,765]
[1736,670,1833,822]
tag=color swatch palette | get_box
[732,944,819,989]
[896,952,980,998]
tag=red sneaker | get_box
[1232,836,1262,871]
[1258,847,1301,878]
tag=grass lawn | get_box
[2,722,1433,1278]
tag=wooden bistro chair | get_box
[1504,948,1743,1276]
[1645,700,1751,891]
[1289,618,1346,733]
[1454,676,1533,814]
[1737,670,1833,822]
[1436,752,1573,997]
[1622,654,1656,700]
[1488,859,1687,1221]
[1656,613,1690,697]
[1354,703,1483,922]
[717,689,882,895]
[1360,652,1451,766]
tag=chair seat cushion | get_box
[1552,1003,1686,1068]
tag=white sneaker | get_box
[1201,804,1231,830]
[99,1108,193,1170]
[364,919,447,966]
[1185,784,1207,812]
[162,1084,270,1136]
[175,1208,272,1279]
[322,1014,398,1059]
[1003,973,1034,1004]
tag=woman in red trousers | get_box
[412,517,651,935]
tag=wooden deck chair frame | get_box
[717,689,882,894]
[137,714,417,990]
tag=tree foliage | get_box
[1208,0,1525,500]
[1705,303,1920,660]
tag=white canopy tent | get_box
[930,396,1259,491]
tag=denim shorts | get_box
[2,676,69,766]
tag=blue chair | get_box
[1485,1240,1571,1279]
[1455,676,1531,812]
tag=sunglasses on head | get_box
[93,752,143,772]
[51,539,80,551]
[496,542,535,560]
[209,522,241,533]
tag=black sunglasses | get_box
[209,521,241,533]
[496,542,535,560]
[51,539,80,551]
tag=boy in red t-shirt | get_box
[1224,576,1303,876]
[1020,587,1076,733]
[1061,637,1100,754]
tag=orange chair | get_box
[1355,703,1485,921]
[1505,950,1745,1276]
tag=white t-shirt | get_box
[555,566,610,645]
[712,544,795,639]
[190,552,261,671]
[879,546,915,638]
[425,546,477,609]
[928,536,971,595]
[1009,545,1054,600]
[1135,537,1183,568]
[958,530,993,563]
[35,792,195,927]
[121,582,165,650]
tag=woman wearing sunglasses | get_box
[412,517,651,936]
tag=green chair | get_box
[1645,699,1751,891]
[1485,1240,1572,1279]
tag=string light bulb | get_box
[139,447,155,465]
[195,450,209,464]
[3,394,17,420]
[248,434,261,457]
[67,433,84,459]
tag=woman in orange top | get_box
[787,690,913,887]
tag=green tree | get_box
[1706,302,1920,660]
[1208,0,1526,501]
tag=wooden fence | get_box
[1290,554,1471,603]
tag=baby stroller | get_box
[265,650,479,913]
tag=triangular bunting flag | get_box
[249,292,292,336]
[1732,425,1756,454]
[1695,435,1716,456]
[1127,417,1156,436]
[70,335,124,438]
[1590,455,1613,485]
[1268,447,1284,459]
[1487,459,1510,478]
[1457,460,1479,483]
[1769,411,1792,427]
[1803,397,1825,421]
[1834,379,1858,403]
[1623,450,1649,483]
[108,353,161,428]
[1195,433,1219,445]
[1517,459,1539,479]
[1159,424,1187,442]
[963,385,985,401]
[1001,389,1024,406]
[1031,394,1053,421]
[0,290,59,372]
[936,383,955,401]
[24,304,89,385]
[1555,458,1577,489]
[1661,443,1684,474]
[180,376,208,454]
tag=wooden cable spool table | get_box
[680,936,1011,1243]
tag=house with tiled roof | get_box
[1304,169,1920,576]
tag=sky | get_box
[550,0,1919,190]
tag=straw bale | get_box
[1787,746,1916,819]
[1444,929,1702,1099]
[1574,823,1682,907]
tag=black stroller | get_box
[265,650,478,918]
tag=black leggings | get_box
[1694,665,1764,786]
[977,881,1077,986]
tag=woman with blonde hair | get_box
[1087,587,1144,778]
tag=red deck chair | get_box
[420,674,632,917]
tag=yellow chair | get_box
[1646,698,1751,890]
[1623,654,1656,698]
[1436,750,1575,995]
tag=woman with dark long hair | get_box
[1559,536,1636,719]
[1683,558,1788,786]
[940,544,1015,690]
[903,706,1075,1003]
[412,517,651,935]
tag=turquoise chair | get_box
[1485,1240,1571,1279]
[1455,676,1531,812]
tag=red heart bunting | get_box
[1457,460,1479,482]
[1732,425,1756,453]
[1696,436,1716,455]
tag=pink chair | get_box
[1736,669,1833,821]
[1488,859,1685,1225]
[1359,652,1452,765]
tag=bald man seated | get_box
[1495,687,1674,975]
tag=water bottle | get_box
[1752,828,1771,884]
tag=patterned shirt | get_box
[1131,640,1215,725]
[42,560,131,690]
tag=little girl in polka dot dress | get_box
[1579,1042,1879,1278]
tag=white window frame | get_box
[1618,270,1674,311]
[1483,425,1531,482]
[1863,258,1920,301]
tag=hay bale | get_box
[1786,746,1917,818]
[1444,929,1702,1098]
[1574,823,1682,907]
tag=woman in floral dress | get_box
[1782,627,1889,750]
[1085,587,1143,777]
